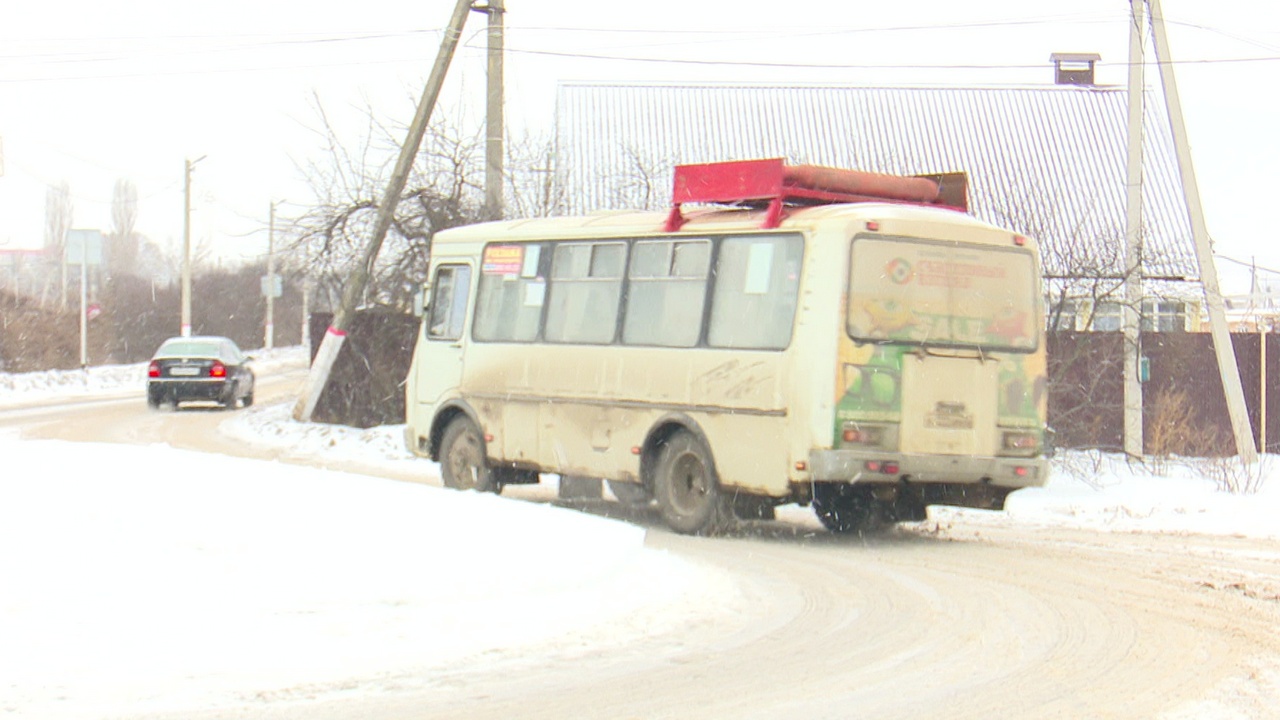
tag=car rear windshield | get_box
[847,235,1039,352]
[157,341,221,358]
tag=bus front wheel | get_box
[812,483,877,534]
[653,431,729,535]
[440,418,497,493]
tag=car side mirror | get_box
[244,355,255,363]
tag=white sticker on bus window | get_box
[524,280,546,307]
[521,245,541,278]
[744,242,774,295]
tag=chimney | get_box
[1050,52,1101,86]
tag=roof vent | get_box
[1050,52,1101,86]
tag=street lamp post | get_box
[181,155,206,337]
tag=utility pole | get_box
[181,155,206,337]
[1148,0,1258,463]
[78,236,88,369]
[1122,0,1146,459]
[480,0,505,219]
[265,200,277,350]
[293,0,474,423]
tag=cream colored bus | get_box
[405,159,1049,535]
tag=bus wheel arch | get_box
[438,414,497,493]
[643,416,731,535]
[428,401,482,461]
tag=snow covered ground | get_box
[1,348,1278,717]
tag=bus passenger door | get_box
[416,263,472,411]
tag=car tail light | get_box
[148,361,161,378]
[209,361,227,378]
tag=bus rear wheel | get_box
[440,418,497,493]
[653,431,729,535]
[812,483,878,534]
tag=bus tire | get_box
[439,418,497,493]
[812,483,877,534]
[653,430,729,535]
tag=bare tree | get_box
[290,96,490,314]
[504,130,567,219]
[108,178,140,276]
[43,181,73,308]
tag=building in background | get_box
[551,56,1206,332]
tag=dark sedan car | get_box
[147,336,255,409]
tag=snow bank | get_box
[0,435,731,719]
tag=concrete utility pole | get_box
[292,0,474,423]
[480,0,505,219]
[1148,0,1258,463]
[1122,0,1146,459]
[264,200,278,350]
[181,155,206,337]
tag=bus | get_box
[404,158,1049,535]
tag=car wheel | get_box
[653,430,731,535]
[812,483,879,534]
[439,418,496,493]
[242,392,254,408]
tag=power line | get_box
[490,45,1280,71]
[5,14,1280,82]
[1216,254,1280,277]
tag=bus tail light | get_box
[1001,430,1039,455]
[842,423,884,447]
[863,460,900,475]
[1010,465,1040,480]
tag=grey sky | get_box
[1,0,1276,290]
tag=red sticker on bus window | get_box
[483,245,523,275]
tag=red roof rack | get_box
[663,157,968,231]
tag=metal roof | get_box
[552,82,1198,281]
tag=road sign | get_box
[260,274,283,298]
[65,229,104,265]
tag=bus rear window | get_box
[847,236,1038,351]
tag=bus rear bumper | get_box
[808,449,1048,490]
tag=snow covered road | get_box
[2,353,1279,719]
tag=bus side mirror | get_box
[412,283,430,318]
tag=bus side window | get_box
[707,234,804,350]
[544,242,626,344]
[426,264,472,341]
[624,239,710,347]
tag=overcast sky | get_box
[1,0,1277,290]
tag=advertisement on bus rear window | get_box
[847,236,1039,352]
